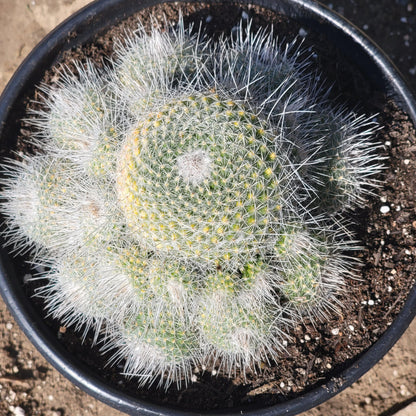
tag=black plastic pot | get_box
[0,1,415,415]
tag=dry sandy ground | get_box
[0,1,415,415]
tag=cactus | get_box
[0,16,384,389]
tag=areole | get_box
[0,1,415,416]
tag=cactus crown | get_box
[0,15,383,388]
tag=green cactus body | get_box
[87,125,120,178]
[3,157,76,250]
[116,245,198,306]
[116,35,197,91]
[305,113,357,212]
[274,227,322,302]
[114,24,205,116]
[0,15,384,389]
[219,36,305,114]
[273,225,304,256]
[279,253,324,306]
[205,259,266,294]
[3,155,123,255]
[199,290,272,363]
[54,257,110,318]
[117,93,284,266]
[293,110,382,213]
[198,260,274,365]
[115,245,151,297]
[124,307,198,363]
[43,253,138,333]
[321,151,354,210]
[47,77,106,152]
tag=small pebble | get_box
[211,369,217,376]
[331,328,340,336]
[385,140,391,146]
[48,395,54,401]
[387,286,393,293]
[280,381,285,388]
[403,159,410,165]
[6,322,13,330]
[400,384,410,396]
[304,334,311,341]
[396,205,401,211]
[12,366,19,374]
[405,249,411,255]
[380,195,387,202]
[298,28,308,37]
[380,389,392,400]
[380,205,390,214]
[9,406,25,416]
[191,374,197,383]
[348,325,354,331]
[326,363,332,369]
[368,299,375,306]
[8,390,17,401]
[364,396,372,405]
[23,274,32,284]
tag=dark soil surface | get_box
[0,1,415,416]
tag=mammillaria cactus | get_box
[0,16,384,388]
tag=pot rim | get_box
[0,1,415,415]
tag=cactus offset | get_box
[0,15,384,388]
